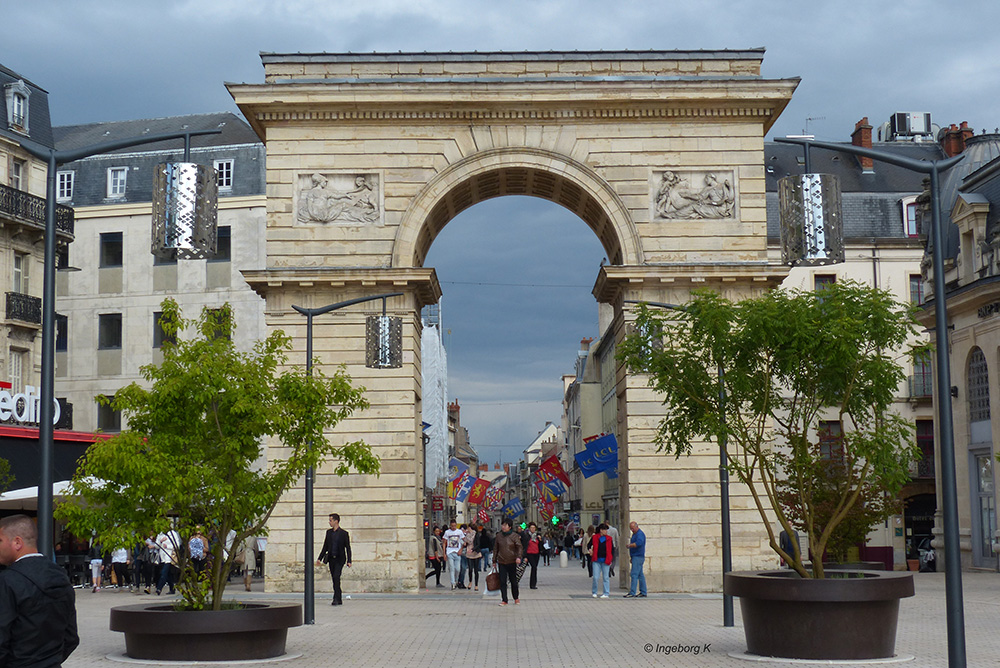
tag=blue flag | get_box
[454,471,476,503]
[575,433,619,478]
[500,497,525,520]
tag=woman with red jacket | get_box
[590,523,614,598]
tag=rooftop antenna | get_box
[804,116,826,135]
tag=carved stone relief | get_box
[652,170,736,220]
[296,173,381,225]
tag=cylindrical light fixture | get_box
[366,314,402,369]
[151,162,218,260]
[778,173,844,266]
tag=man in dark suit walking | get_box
[316,513,352,606]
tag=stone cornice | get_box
[593,263,789,303]
[242,266,441,306]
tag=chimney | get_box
[580,337,594,351]
[447,400,460,417]
[851,117,873,171]
[942,121,974,157]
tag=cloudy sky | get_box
[4,1,997,465]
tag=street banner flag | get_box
[455,472,476,502]
[477,507,489,524]
[575,433,619,478]
[501,497,525,520]
[538,455,572,487]
[447,457,469,496]
[536,498,554,522]
[533,477,559,503]
[535,467,568,498]
[467,478,490,505]
[485,485,505,511]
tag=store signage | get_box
[978,302,1000,319]
[0,385,61,425]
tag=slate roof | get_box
[53,112,260,155]
[0,62,55,149]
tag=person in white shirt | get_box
[442,519,465,590]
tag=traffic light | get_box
[423,520,429,530]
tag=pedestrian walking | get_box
[0,514,79,667]
[524,522,541,589]
[111,546,129,590]
[316,513,352,606]
[442,519,464,590]
[493,518,522,606]
[239,535,256,592]
[542,532,553,566]
[457,524,471,588]
[188,527,207,575]
[477,525,492,570]
[624,521,647,598]
[465,525,482,591]
[582,526,595,576]
[143,533,160,594]
[425,526,445,587]
[155,529,180,595]
[87,541,103,593]
[590,523,613,598]
[607,523,620,578]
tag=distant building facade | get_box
[52,112,266,433]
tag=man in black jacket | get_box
[315,513,352,606]
[0,514,79,667]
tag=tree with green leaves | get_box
[618,280,921,578]
[57,299,379,609]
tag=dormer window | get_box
[4,80,31,134]
[901,195,919,237]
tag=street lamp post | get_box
[292,292,403,625]
[776,137,967,668]
[624,299,734,627]
[16,129,221,559]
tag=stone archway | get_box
[232,50,797,593]
[392,147,642,269]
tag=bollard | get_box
[559,549,568,568]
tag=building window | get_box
[903,198,919,237]
[909,274,925,305]
[56,314,68,353]
[152,312,176,348]
[207,308,231,341]
[153,249,177,266]
[814,274,836,291]
[57,171,74,201]
[968,347,990,423]
[214,159,233,191]
[8,350,24,394]
[914,420,934,479]
[10,159,25,191]
[107,167,127,198]
[97,395,121,432]
[5,80,30,133]
[911,349,933,398]
[100,232,123,267]
[818,420,843,461]
[209,226,231,262]
[98,313,122,350]
[12,253,28,294]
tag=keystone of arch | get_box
[391,147,644,269]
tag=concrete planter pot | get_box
[725,570,914,660]
[109,602,302,661]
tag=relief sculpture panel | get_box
[652,170,736,220]
[297,173,381,224]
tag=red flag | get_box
[467,478,490,505]
[478,507,488,524]
[538,455,572,487]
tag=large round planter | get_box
[109,602,302,661]
[725,570,914,660]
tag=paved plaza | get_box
[64,560,1000,667]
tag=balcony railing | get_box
[909,451,935,479]
[908,373,934,399]
[6,291,42,324]
[0,182,74,237]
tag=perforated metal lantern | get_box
[778,173,844,266]
[366,315,402,369]
[151,162,218,260]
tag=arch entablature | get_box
[392,147,643,269]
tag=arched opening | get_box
[392,148,641,270]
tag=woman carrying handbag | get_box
[425,526,445,588]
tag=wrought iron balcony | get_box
[5,291,42,324]
[908,373,934,399]
[0,182,74,237]
[909,451,935,479]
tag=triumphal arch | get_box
[228,50,798,593]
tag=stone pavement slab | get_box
[63,559,1000,667]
